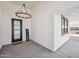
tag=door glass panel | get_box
[14,21,20,40]
[14,30,20,34]
[14,21,20,25]
[14,26,20,30]
[14,34,20,39]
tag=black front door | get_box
[11,18,22,42]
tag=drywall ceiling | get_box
[63,3,79,21]
[11,1,79,10]
[11,1,79,22]
[10,1,39,10]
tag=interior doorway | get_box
[69,20,79,37]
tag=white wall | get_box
[0,2,31,47]
[32,1,79,51]
[0,2,2,49]
[32,2,53,50]
[54,14,69,51]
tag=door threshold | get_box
[12,41,23,45]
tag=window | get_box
[61,15,68,36]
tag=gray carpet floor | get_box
[0,37,79,58]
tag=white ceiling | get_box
[11,1,79,22]
[63,4,79,21]
[10,1,39,10]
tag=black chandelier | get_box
[15,3,32,19]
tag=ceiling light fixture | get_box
[15,3,32,19]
